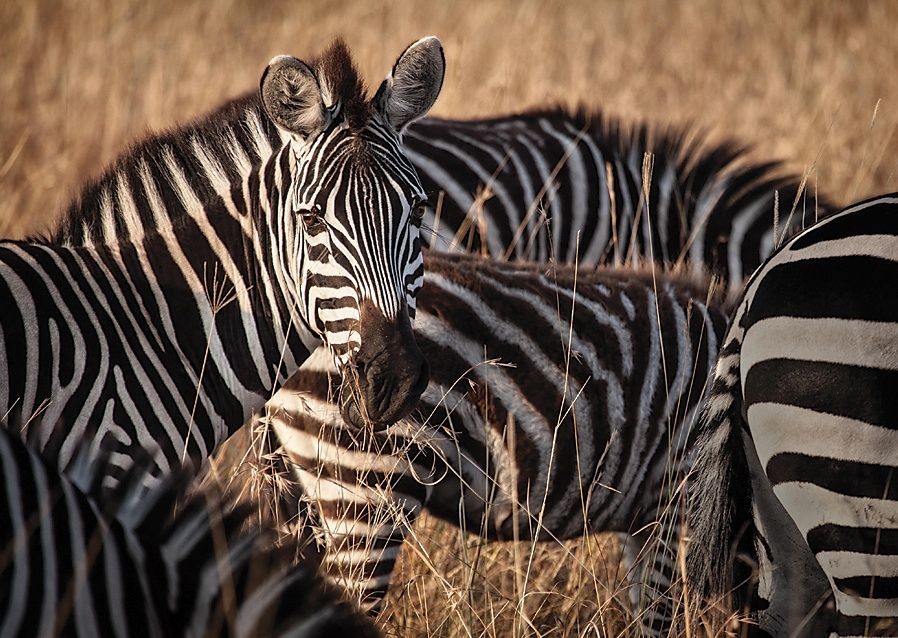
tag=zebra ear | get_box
[375,36,445,132]
[260,55,329,139]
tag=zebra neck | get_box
[53,93,288,248]
[42,91,328,415]
[109,227,313,418]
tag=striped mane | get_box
[52,92,280,244]
[52,38,374,245]
[421,104,831,221]
[310,38,371,129]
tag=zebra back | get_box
[406,108,833,291]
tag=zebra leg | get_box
[743,427,835,636]
[272,419,429,612]
[620,524,681,637]
[265,368,440,613]
[301,462,422,614]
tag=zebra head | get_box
[260,37,444,430]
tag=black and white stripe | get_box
[0,426,377,637]
[44,39,829,631]
[406,109,831,293]
[0,228,308,489]
[268,251,729,633]
[4,38,445,488]
[58,39,441,374]
[687,193,898,636]
[61,93,828,308]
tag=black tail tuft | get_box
[685,337,757,619]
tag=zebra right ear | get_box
[260,55,329,139]
[374,36,445,132]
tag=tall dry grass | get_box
[2,0,897,238]
[3,1,898,635]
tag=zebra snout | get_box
[340,301,429,430]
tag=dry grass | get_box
[380,516,632,637]
[2,0,898,238]
[4,1,898,635]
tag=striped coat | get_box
[43,43,820,631]
[687,193,898,636]
[406,109,831,292]
[1,38,445,492]
[58,101,830,297]
[0,427,377,637]
[269,250,730,633]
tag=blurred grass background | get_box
[2,1,897,634]
[2,0,897,238]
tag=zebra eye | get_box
[410,201,427,227]
[298,204,324,229]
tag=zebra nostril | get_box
[412,360,429,396]
[351,352,370,377]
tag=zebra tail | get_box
[685,328,756,614]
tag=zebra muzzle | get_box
[340,301,429,431]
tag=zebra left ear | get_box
[375,36,445,132]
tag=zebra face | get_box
[261,37,444,429]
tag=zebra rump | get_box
[686,192,898,636]
[0,427,377,638]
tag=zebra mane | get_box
[434,104,753,171]
[310,38,371,128]
[421,104,834,218]
[50,40,377,244]
[50,91,283,243]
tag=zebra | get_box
[264,250,730,633]
[45,37,824,629]
[1,37,444,490]
[405,108,831,294]
[0,426,378,637]
[686,192,898,636]
[59,76,830,298]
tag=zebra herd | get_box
[1,35,896,637]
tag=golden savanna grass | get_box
[2,0,897,237]
[2,1,898,635]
